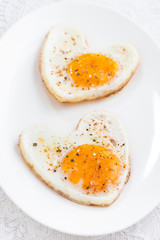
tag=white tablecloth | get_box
[0,0,160,239]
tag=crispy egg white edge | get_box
[39,23,139,102]
[19,111,130,206]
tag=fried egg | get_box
[19,111,130,206]
[39,24,139,102]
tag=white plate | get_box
[0,0,160,236]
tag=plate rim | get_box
[0,0,160,236]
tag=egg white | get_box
[19,111,130,206]
[39,23,139,102]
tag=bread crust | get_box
[19,115,131,207]
[39,30,139,103]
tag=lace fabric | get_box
[0,0,160,239]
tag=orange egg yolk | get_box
[61,144,121,193]
[67,53,119,88]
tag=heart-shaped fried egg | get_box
[19,111,130,206]
[39,24,139,102]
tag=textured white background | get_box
[0,0,160,239]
